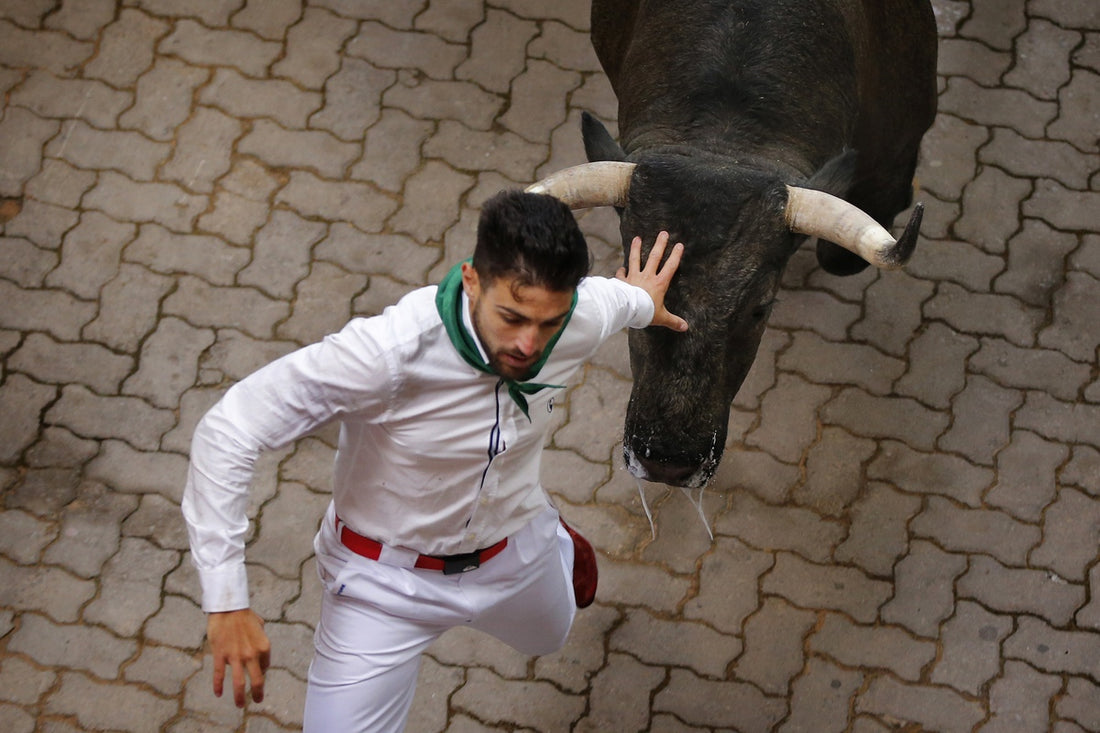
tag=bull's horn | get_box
[784,186,923,270]
[526,161,637,209]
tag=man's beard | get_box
[471,305,539,380]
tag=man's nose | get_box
[515,325,539,355]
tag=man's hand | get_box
[207,608,271,707]
[616,231,689,332]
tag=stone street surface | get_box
[1,0,1099,731]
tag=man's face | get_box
[461,262,575,380]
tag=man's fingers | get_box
[247,657,266,703]
[659,242,684,279]
[628,236,642,274]
[212,656,225,697]
[644,231,669,273]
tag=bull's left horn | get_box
[526,161,637,209]
[784,186,922,270]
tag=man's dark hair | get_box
[473,190,590,293]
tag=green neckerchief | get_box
[435,260,577,420]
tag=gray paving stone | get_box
[273,6,357,89]
[0,372,57,463]
[163,276,290,340]
[45,210,135,299]
[23,158,95,210]
[4,197,79,249]
[161,106,242,194]
[0,107,59,198]
[312,0,424,26]
[46,671,177,732]
[834,482,922,577]
[552,368,630,463]
[123,493,192,552]
[348,108,432,192]
[423,120,547,183]
[25,426,99,468]
[851,272,934,357]
[118,57,210,142]
[954,167,1032,256]
[940,76,1058,138]
[181,655,244,728]
[599,555,692,614]
[1026,179,1100,232]
[762,552,891,624]
[574,652,664,733]
[960,554,1085,627]
[983,660,1063,733]
[314,224,439,283]
[45,384,175,451]
[0,20,93,75]
[931,600,1013,696]
[960,0,1027,49]
[717,491,845,563]
[82,8,168,88]
[1049,69,1100,153]
[13,72,130,133]
[1063,446,1100,497]
[533,604,619,693]
[126,223,250,286]
[970,337,1091,402]
[415,0,484,43]
[0,0,54,27]
[810,613,937,682]
[1032,487,1100,583]
[407,656,465,733]
[8,612,136,677]
[1005,615,1100,677]
[199,329,298,384]
[1038,271,1100,363]
[238,119,360,180]
[347,21,467,80]
[391,161,475,243]
[159,19,281,76]
[612,608,740,678]
[822,387,950,451]
[275,171,398,233]
[779,330,906,397]
[240,210,327,299]
[455,9,538,93]
[385,76,504,132]
[84,537,180,636]
[124,642,203,696]
[881,541,968,637]
[895,323,978,409]
[986,430,1069,522]
[43,0,114,39]
[197,191,271,246]
[0,556,100,624]
[502,60,581,143]
[1016,391,1100,446]
[231,0,302,39]
[199,68,322,130]
[427,625,528,680]
[85,439,189,503]
[144,594,207,650]
[276,263,368,345]
[936,37,1012,85]
[531,19,604,72]
[0,655,55,705]
[938,375,1023,465]
[653,668,786,733]
[915,114,987,201]
[0,508,56,564]
[84,171,207,233]
[248,482,329,579]
[911,496,1040,565]
[82,263,174,353]
[734,597,815,695]
[41,480,138,578]
[452,668,585,732]
[0,242,39,292]
[2,467,80,517]
[48,120,169,182]
[856,675,985,733]
[641,490,722,575]
[770,287,862,341]
[7,332,133,395]
[0,704,33,733]
[781,657,863,733]
[745,373,832,462]
[310,57,392,142]
[123,317,216,408]
[1056,677,1100,732]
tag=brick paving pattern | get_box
[1,0,1099,731]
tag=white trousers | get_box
[302,503,577,732]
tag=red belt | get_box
[336,517,508,575]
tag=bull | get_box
[527,0,938,488]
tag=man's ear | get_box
[461,261,480,298]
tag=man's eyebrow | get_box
[497,305,571,323]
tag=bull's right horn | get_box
[784,186,922,270]
[526,161,637,209]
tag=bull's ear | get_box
[582,111,628,163]
[806,148,857,198]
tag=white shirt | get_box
[182,276,655,612]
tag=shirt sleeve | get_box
[577,276,656,340]
[181,313,402,612]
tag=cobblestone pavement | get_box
[1,0,1098,731]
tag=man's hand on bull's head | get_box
[615,230,689,333]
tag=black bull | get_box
[528,0,938,488]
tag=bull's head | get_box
[527,120,922,489]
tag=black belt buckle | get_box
[442,550,482,575]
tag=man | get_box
[181,189,687,731]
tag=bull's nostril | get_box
[637,456,698,484]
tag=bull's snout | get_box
[623,443,718,489]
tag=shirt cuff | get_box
[196,562,250,613]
